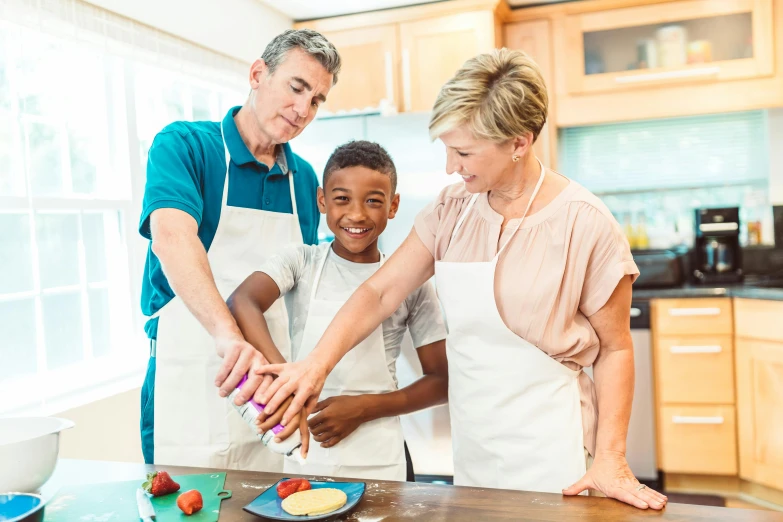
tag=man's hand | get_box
[308,395,370,448]
[214,335,273,404]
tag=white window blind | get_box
[0,0,247,415]
[559,111,769,194]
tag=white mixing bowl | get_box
[0,417,75,493]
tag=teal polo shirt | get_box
[139,106,320,339]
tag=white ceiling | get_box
[259,0,574,22]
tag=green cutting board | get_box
[44,473,232,522]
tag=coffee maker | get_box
[693,207,743,284]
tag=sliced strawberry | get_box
[276,478,311,499]
[177,489,203,516]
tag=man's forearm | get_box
[592,346,634,456]
[360,374,448,423]
[154,229,241,344]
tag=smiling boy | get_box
[227,140,448,481]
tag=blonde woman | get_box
[255,49,667,509]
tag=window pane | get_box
[82,213,107,283]
[0,116,25,197]
[0,298,37,381]
[16,33,63,119]
[191,86,213,121]
[0,29,13,112]
[0,213,33,294]
[36,213,80,288]
[69,130,98,195]
[64,50,107,196]
[42,292,83,369]
[135,66,187,173]
[88,287,110,358]
[26,120,64,197]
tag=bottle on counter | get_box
[636,214,650,249]
[623,212,637,249]
[228,375,306,463]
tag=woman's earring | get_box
[512,155,520,163]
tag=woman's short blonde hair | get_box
[429,48,548,144]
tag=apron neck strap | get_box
[496,157,547,258]
[220,121,231,209]
[220,120,298,216]
[310,242,385,301]
[450,193,481,242]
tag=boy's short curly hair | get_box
[323,141,397,193]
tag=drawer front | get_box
[659,405,737,475]
[652,298,733,336]
[655,335,734,404]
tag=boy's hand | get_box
[308,395,371,448]
[256,395,294,435]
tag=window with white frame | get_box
[0,2,247,415]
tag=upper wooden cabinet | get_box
[509,0,783,126]
[563,0,774,95]
[504,19,557,168]
[297,0,508,115]
[317,25,400,115]
[399,11,499,112]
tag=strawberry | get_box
[176,489,203,516]
[142,471,180,497]
[276,478,311,499]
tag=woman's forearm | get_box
[310,281,400,372]
[592,344,634,456]
[309,230,436,373]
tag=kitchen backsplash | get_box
[559,110,777,249]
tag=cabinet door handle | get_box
[384,51,394,107]
[670,345,722,354]
[672,416,724,425]
[668,307,721,317]
[402,48,412,112]
[615,66,721,84]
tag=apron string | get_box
[220,120,230,209]
[450,193,480,242]
[496,158,547,258]
[288,172,298,216]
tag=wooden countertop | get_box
[42,460,783,521]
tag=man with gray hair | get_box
[138,29,341,471]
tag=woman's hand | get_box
[254,357,330,425]
[562,450,667,510]
[308,396,370,448]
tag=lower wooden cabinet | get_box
[736,337,783,491]
[658,405,738,475]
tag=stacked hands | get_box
[213,338,668,511]
[213,338,366,460]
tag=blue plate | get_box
[243,479,365,521]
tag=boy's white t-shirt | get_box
[258,242,448,387]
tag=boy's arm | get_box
[308,340,448,448]
[227,271,308,446]
[226,272,287,365]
